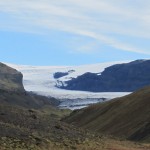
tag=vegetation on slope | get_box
[1,103,150,150]
[65,86,150,142]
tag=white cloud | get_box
[0,0,150,54]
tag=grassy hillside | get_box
[1,103,150,150]
[65,86,150,142]
[0,103,74,149]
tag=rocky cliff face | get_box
[0,63,24,92]
[0,63,60,108]
[60,60,150,92]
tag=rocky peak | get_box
[0,63,25,92]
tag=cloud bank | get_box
[0,0,150,54]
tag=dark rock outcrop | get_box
[60,60,150,92]
[54,70,75,79]
[54,72,69,79]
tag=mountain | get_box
[61,60,150,92]
[0,62,150,149]
[0,62,24,92]
[64,86,150,142]
[0,62,59,108]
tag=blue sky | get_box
[0,0,150,66]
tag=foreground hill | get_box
[62,60,150,92]
[1,103,150,150]
[65,86,150,142]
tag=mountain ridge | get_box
[64,85,150,142]
[0,62,59,109]
[0,63,24,92]
[61,60,150,92]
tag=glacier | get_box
[6,61,130,110]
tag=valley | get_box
[1,1,150,149]
[0,61,150,150]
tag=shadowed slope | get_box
[0,62,59,108]
[62,60,150,92]
[65,86,150,142]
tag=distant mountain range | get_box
[6,61,130,99]
[6,61,130,109]
[5,59,150,109]
[6,60,150,94]
[59,60,150,92]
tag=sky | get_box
[0,0,150,66]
